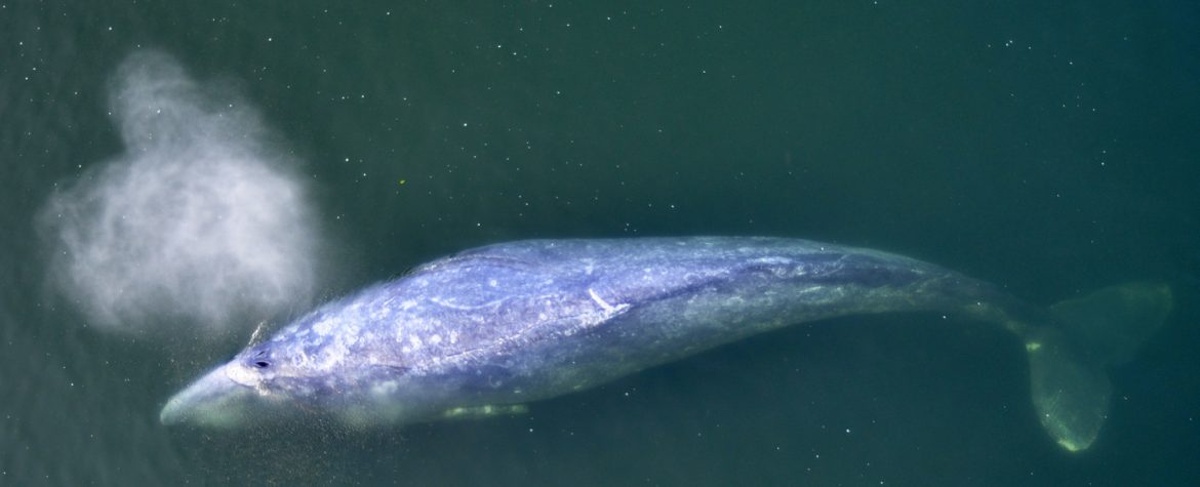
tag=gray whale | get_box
[160,237,1172,452]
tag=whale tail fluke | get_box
[1025,282,1173,452]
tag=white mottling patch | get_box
[313,319,333,335]
[488,278,499,287]
[430,334,442,344]
[370,307,391,322]
[400,299,417,310]
[224,363,258,388]
[449,330,459,344]
[408,335,423,349]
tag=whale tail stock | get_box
[1022,282,1174,452]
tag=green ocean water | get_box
[2,1,1198,485]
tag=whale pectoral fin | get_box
[1026,282,1173,452]
[440,404,530,421]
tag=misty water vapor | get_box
[39,51,325,338]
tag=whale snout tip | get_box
[159,396,185,425]
[159,391,204,426]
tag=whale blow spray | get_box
[39,50,326,338]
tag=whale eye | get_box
[254,360,271,369]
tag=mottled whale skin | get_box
[160,237,1172,452]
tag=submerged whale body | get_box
[160,237,1172,452]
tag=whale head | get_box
[159,320,441,428]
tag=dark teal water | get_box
[3,1,1198,485]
